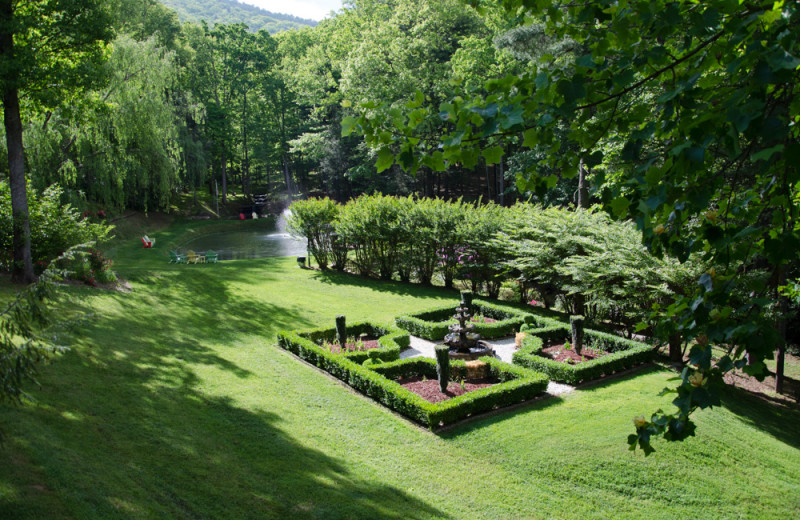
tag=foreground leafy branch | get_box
[0,245,97,433]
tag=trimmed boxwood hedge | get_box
[512,323,655,384]
[277,330,549,429]
[297,321,409,364]
[394,299,537,340]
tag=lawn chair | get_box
[205,250,218,263]
[169,250,186,264]
[142,235,155,248]
[187,250,205,264]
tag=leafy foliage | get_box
[286,197,341,269]
[0,257,79,422]
[0,182,112,272]
[335,193,411,279]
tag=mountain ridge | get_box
[160,0,318,33]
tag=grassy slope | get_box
[1,221,799,519]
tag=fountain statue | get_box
[442,291,494,360]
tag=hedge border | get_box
[394,299,537,340]
[512,323,655,384]
[297,321,409,364]
[277,330,549,429]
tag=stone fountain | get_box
[442,291,495,361]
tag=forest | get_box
[1,0,799,454]
[1,0,538,217]
[160,0,318,34]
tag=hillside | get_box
[160,0,318,33]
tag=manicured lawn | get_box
[1,220,799,519]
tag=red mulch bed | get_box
[543,342,607,363]
[470,316,497,324]
[396,376,496,403]
[324,338,380,354]
[716,352,799,405]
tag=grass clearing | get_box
[1,221,799,519]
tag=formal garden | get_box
[0,206,796,518]
[2,0,800,518]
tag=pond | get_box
[180,212,307,260]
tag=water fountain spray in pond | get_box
[442,291,494,360]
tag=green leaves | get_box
[341,116,359,137]
[376,147,395,173]
[481,146,504,165]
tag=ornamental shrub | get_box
[434,345,450,392]
[398,197,467,286]
[335,194,410,279]
[458,203,507,297]
[286,198,341,270]
[297,320,408,364]
[0,182,112,273]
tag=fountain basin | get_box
[444,341,495,361]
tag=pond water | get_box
[180,211,307,260]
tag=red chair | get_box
[142,235,154,248]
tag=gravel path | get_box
[401,335,574,397]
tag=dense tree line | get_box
[3,0,525,218]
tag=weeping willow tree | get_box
[24,36,182,210]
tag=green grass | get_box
[1,222,799,519]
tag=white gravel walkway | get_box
[401,335,574,397]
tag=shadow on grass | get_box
[2,377,447,519]
[1,267,449,519]
[66,265,306,381]
[719,385,800,450]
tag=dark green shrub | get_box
[457,203,507,297]
[335,194,410,279]
[571,315,585,354]
[335,315,346,345]
[297,320,408,364]
[434,345,450,392]
[512,327,655,384]
[395,299,537,340]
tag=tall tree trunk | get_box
[283,153,292,197]
[499,156,505,206]
[1,0,35,284]
[3,89,34,283]
[776,265,787,393]
[220,146,228,204]
[241,90,250,198]
[668,332,683,362]
[578,159,590,208]
[485,164,492,201]
[572,158,590,318]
